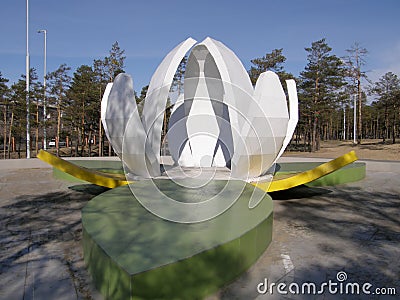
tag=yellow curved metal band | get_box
[37,150,129,188]
[38,150,357,192]
[252,151,358,192]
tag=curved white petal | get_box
[110,74,159,178]
[168,41,236,168]
[100,82,113,147]
[167,96,194,166]
[141,37,197,171]
[201,37,253,95]
[183,44,222,167]
[106,37,299,181]
[103,74,137,158]
[201,37,254,132]
[254,71,289,119]
[201,38,263,178]
[275,79,299,161]
[253,71,289,173]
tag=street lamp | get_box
[26,0,30,158]
[38,29,47,150]
[353,94,357,145]
[343,104,346,140]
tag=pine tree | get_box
[9,80,25,157]
[248,48,293,86]
[171,56,187,95]
[370,72,400,143]
[68,65,99,156]
[46,64,71,156]
[95,42,126,156]
[300,38,346,152]
[93,58,108,156]
[104,41,126,82]
[135,85,149,116]
[7,69,41,158]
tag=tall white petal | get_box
[141,37,197,171]
[201,38,258,178]
[103,74,137,158]
[100,82,113,148]
[275,79,299,161]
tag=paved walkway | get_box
[0,163,102,299]
[0,157,399,299]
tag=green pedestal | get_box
[82,180,273,299]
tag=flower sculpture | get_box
[38,39,361,223]
[101,37,298,182]
[32,38,364,300]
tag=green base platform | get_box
[54,160,366,188]
[82,180,273,299]
[56,159,366,299]
[276,161,366,186]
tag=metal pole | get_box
[26,0,30,158]
[343,105,346,140]
[353,94,357,145]
[38,30,47,150]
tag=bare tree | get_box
[343,43,368,144]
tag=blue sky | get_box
[1,0,399,92]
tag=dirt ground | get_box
[285,139,400,161]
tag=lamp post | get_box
[26,0,30,158]
[353,94,357,145]
[343,104,346,140]
[38,29,47,150]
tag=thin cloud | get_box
[369,41,400,83]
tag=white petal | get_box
[103,74,137,158]
[275,79,299,161]
[100,82,113,147]
[141,37,197,170]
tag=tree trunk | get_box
[311,116,318,152]
[383,106,388,143]
[392,104,396,144]
[35,103,39,156]
[7,109,14,159]
[311,75,320,152]
[88,129,92,157]
[18,136,21,158]
[75,133,79,157]
[357,79,362,144]
[98,118,103,157]
[81,99,85,156]
[56,105,61,157]
[69,129,73,157]
[80,126,85,157]
[3,103,6,159]
[306,118,311,152]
